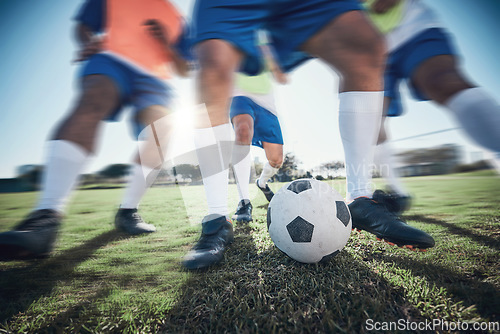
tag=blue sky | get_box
[0,0,499,177]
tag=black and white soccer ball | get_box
[267,179,352,263]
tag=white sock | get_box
[258,162,279,188]
[194,123,233,216]
[36,140,89,213]
[339,91,383,201]
[120,164,161,209]
[446,87,500,155]
[231,144,252,201]
[374,141,408,195]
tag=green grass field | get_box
[0,171,499,333]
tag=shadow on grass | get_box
[161,222,425,333]
[256,203,269,210]
[0,230,127,323]
[404,214,500,251]
[370,252,499,322]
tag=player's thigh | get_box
[411,55,473,104]
[232,113,254,143]
[74,74,120,120]
[262,142,283,167]
[301,10,385,91]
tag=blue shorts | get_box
[385,28,457,117]
[230,96,284,148]
[79,54,173,138]
[193,0,361,75]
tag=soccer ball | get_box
[267,179,352,263]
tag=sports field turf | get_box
[0,171,499,333]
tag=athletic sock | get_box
[446,87,500,156]
[120,164,161,209]
[338,91,383,201]
[194,123,233,216]
[36,140,90,213]
[258,161,279,188]
[374,141,409,196]
[231,144,252,201]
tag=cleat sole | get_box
[353,227,433,251]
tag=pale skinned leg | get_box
[231,114,254,202]
[262,142,283,169]
[120,105,172,210]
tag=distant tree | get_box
[297,171,313,179]
[276,152,299,182]
[254,161,263,177]
[175,164,201,182]
[398,145,460,165]
[157,168,171,179]
[321,161,345,179]
[17,165,44,190]
[99,164,131,179]
[397,144,462,175]
[453,160,491,173]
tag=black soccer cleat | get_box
[182,214,234,270]
[372,189,412,216]
[349,197,435,249]
[115,208,156,235]
[0,209,62,260]
[232,199,253,222]
[256,179,274,202]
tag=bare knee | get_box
[234,122,253,145]
[268,156,283,169]
[413,56,474,104]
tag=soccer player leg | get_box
[256,142,283,202]
[183,40,242,270]
[252,104,283,202]
[302,10,434,249]
[0,74,120,260]
[231,113,254,222]
[412,55,500,171]
[373,98,412,215]
[116,105,173,235]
